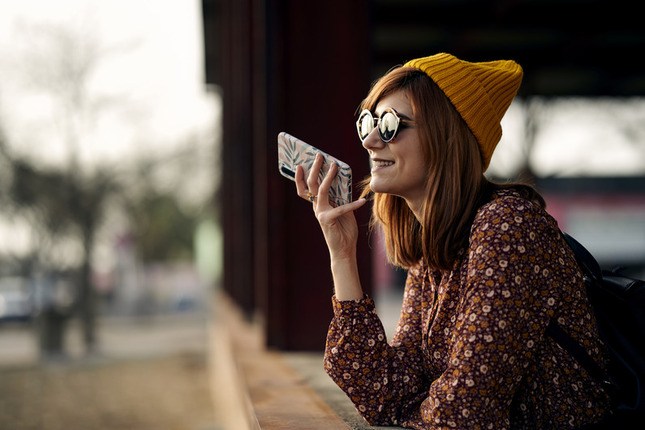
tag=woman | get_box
[294,53,611,429]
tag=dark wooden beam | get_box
[368,0,645,95]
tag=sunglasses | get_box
[355,107,412,143]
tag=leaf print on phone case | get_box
[277,132,352,207]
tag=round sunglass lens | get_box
[359,112,374,139]
[379,111,398,142]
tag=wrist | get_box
[330,255,363,301]
[329,248,357,264]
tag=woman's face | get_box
[362,90,427,207]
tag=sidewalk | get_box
[0,312,220,430]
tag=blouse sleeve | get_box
[418,196,562,429]
[323,263,431,427]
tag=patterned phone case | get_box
[277,132,352,207]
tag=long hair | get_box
[359,67,544,271]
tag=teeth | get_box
[373,160,394,167]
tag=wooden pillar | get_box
[204,0,372,351]
[203,0,257,313]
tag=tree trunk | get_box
[78,228,97,354]
[36,308,69,361]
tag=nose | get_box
[361,128,385,151]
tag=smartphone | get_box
[277,132,352,207]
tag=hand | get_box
[295,153,367,260]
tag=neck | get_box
[405,197,424,222]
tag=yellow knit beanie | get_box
[404,53,523,170]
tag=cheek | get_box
[395,156,426,189]
[409,162,428,186]
[406,151,427,175]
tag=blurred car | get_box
[0,276,33,323]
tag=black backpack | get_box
[546,232,645,428]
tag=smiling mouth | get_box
[372,160,394,168]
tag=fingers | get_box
[316,161,338,207]
[324,197,367,217]
[295,153,324,203]
[306,153,324,195]
[295,164,308,197]
[294,154,359,211]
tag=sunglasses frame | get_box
[356,107,409,143]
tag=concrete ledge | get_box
[210,291,259,430]
[210,291,390,429]
[284,353,400,430]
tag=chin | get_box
[370,181,396,196]
[369,179,386,194]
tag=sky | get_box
[0,0,218,169]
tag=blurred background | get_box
[0,1,220,429]
[0,0,644,429]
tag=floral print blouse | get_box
[323,189,612,429]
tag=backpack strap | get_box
[546,232,616,393]
[545,319,610,386]
[561,232,602,284]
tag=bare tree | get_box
[0,20,130,357]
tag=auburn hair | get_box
[359,67,544,271]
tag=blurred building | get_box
[540,176,645,277]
